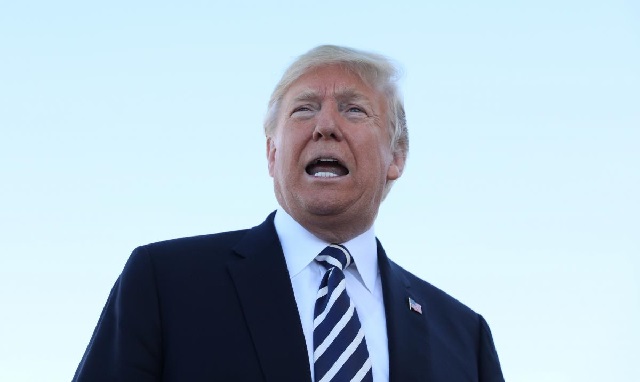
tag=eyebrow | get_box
[291,87,371,104]
[335,88,369,103]
[291,89,322,103]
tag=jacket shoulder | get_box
[119,229,254,278]
[142,229,250,256]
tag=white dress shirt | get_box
[274,209,389,382]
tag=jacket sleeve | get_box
[478,315,505,382]
[73,246,163,382]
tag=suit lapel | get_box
[378,240,431,382]
[227,213,311,382]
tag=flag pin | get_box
[408,297,422,314]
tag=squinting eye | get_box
[292,105,314,114]
[347,106,365,113]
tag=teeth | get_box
[317,158,337,163]
[313,172,338,177]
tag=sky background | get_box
[1,1,638,381]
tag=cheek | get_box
[280,132,308,161]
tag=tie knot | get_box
[316,244,352,271]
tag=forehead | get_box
[282,65,382,103]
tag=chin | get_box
[301,200,347,217]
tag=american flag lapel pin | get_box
[408,297,422,314]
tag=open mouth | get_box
[305,158,349,178]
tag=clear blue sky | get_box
[1,1,638,381]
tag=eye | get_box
[344,105,368,117]
[291,104,316,116]
[339,100,367,114]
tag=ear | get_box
[386,151,405,181]
[266,136,277,177]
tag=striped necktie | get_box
[313,244,373,382]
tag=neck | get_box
[287,210,376,244]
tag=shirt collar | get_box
[274,208,379,293]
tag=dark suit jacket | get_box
[74,212,504,381]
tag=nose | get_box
[312,106,344,141]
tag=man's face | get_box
[267,65,404,240]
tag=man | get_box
[74,45,505,381]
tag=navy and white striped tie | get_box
[313,244,373,382]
